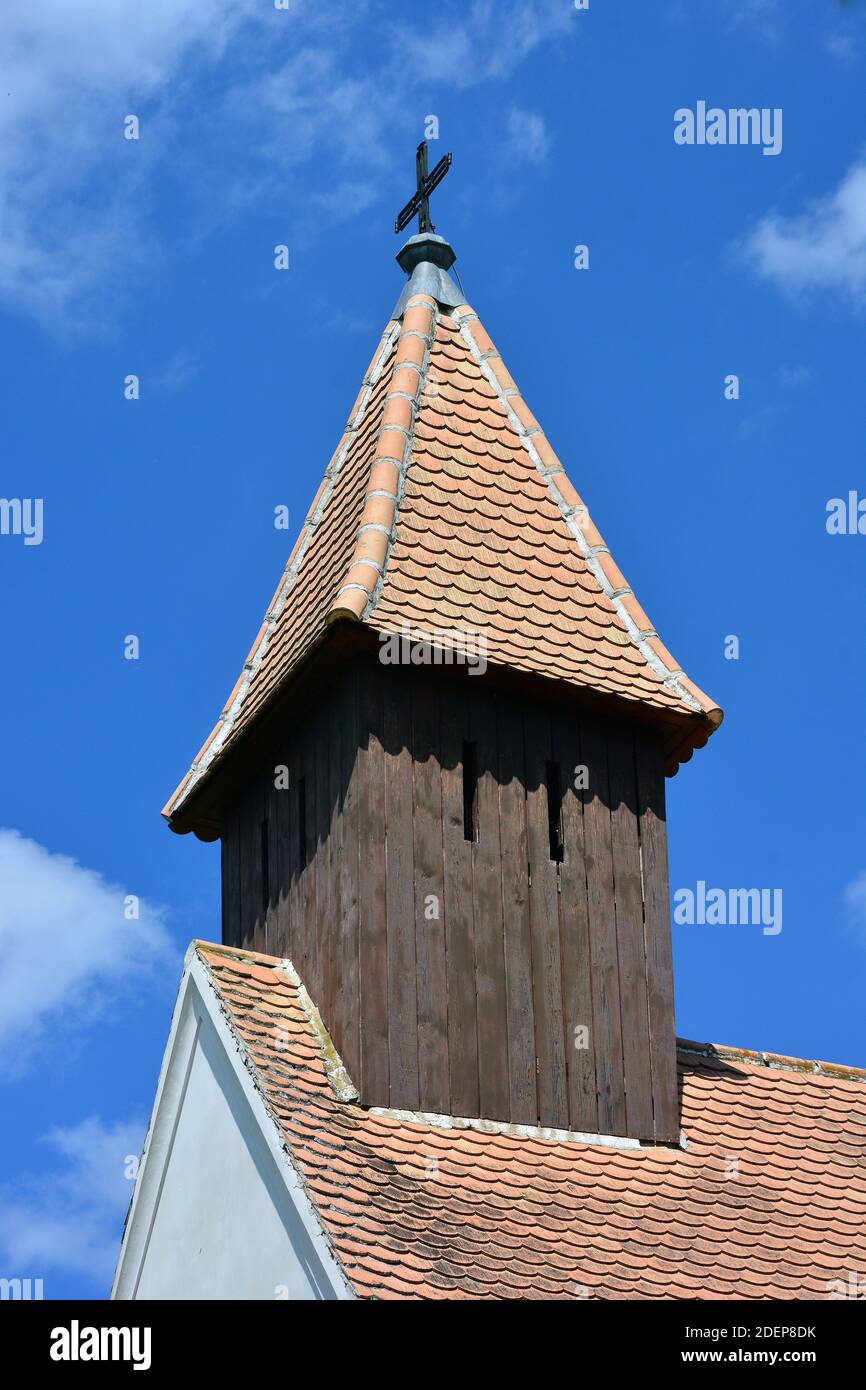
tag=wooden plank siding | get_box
[357,663,389,1106]
[551,713,598,1134]
[470,689,510,1121]
[440,690,479,1118]
[384,671,419,1109]
[497,701,536,1125]
[635,727,681,1142]
[523,709,568,1130]
[218,661,680,1142]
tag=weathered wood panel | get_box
[581,720,627,1136]
[337,672,361,1086]
[412,683,450,1115]
[271,745,291,959]
[552,713,598,1135]
[357,664,389,1105]
[221,811,241,948]
[299,717,318,991]
[470,689,509,1121]
[286,728,302,967]
[608,723,654,1140]
[497,700,536,1125]
[635,726,680,1141]
[440,690,479,1118]
[219,663,678,1143]
[524,708,568,1130]
[238,777,260,953]
[384,673,419,1109]
[313,707,332,1022]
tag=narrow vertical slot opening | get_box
[462,740,478,843]
[546,760,564,863]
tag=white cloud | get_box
[728,0,785,42]
[0,1,575,329]
[740,158,866,306]
[152,346,201,393]
[391,0,574,87]
[0,1115,144,1291]
[825,29,859,68]
[844,870,866,946]
[0,0,261,327]
[506,108,551,164]
[0,830,175,1075]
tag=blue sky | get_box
[1,0,865,1299]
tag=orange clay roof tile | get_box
[166,294,721,823]
[193,942,866,1302]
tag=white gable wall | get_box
[112,953,352,1301]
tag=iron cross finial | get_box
[394,140,453,236]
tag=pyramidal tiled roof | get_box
[194,942,866,1301]
[165,258,721,824]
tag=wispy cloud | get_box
[0,0,262,328]
[0,1115,144,1291]
[0,1,575,330]
[728,0,786,43]
[506,108,551,165]
[825,28,860,68]
[151,346,201,393]
[739,157,866,307]
[0,830,175,1075]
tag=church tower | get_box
[163,148,722,1144]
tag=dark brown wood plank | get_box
[608,722,654,1140]
[581,719,627,1135]
[552,713,598,1134]
[252,773,268,956]
[314,706,332,1018]
[635,726,680,1142]
[299,715,318,990]
[440,687,479,1118]
[286,727,302,968]
[384,670,419,1109]
[497,699,536,1125]
[523,707,568,1130]
[238,779,258,951]
[412,682,449,1114]
[324,684,342,1060]
[221,812,241,948]
[272,744,292,960]
[358,663,389,1105]
[337,670,361,1087]
[470,687,509,1121]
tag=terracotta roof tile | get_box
[166,296,722,824]
[193,941,866,1302]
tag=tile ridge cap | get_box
[449,304,722,729]
[676,1037,866,1083]
[165,318,401,821]
[328,295,439,626]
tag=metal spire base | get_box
[392,233,464,319]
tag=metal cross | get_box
[394,140,453,235]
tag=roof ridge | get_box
[197,941,866,1087]
[677,1037,866,1084]
[449,305,722,733]
[328,294,439,623]
[163,319,401,820]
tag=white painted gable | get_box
[112,950,352,1302]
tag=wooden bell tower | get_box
[163,193,721,1145]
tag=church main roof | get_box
[165,240,721,828]
[191,941,866,1301]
